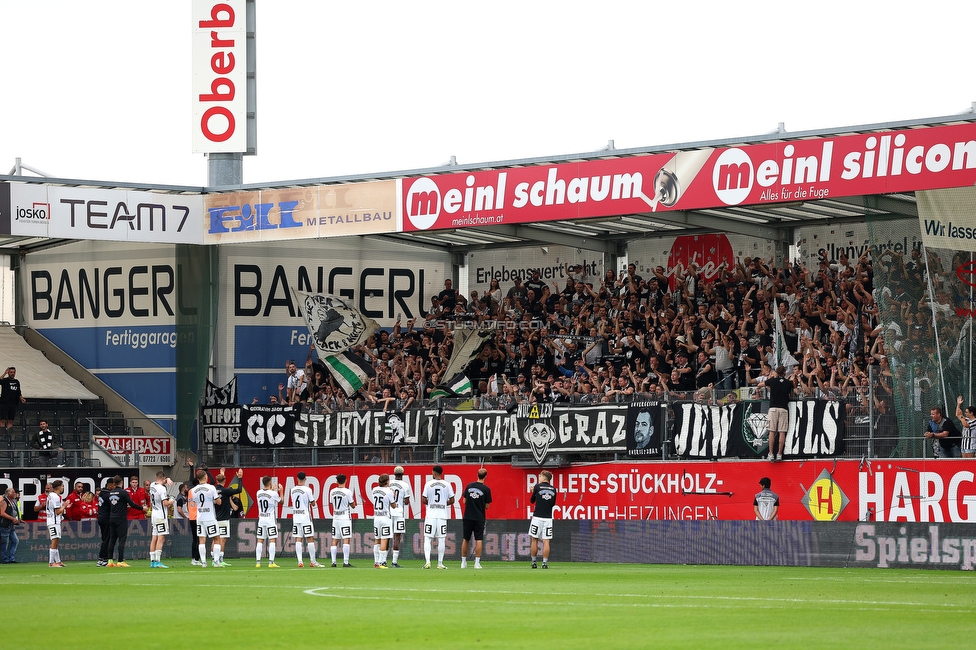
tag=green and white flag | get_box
[295,289,378,396]
[429,372,473,401]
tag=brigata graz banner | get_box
[442,404,627,458]
[671,399,846,459]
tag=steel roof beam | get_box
[634,210,789,243]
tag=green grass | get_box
[2,560,972,648]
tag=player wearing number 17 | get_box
[421,465,455,569]
[330,474,356,567]
[371,474,395,568]
[256,476,284,568]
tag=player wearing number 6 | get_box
[291,472,323,568]
[255,476,284,568]
[371,474,395,568]
[421,465,455,569]
[329,474,356,567]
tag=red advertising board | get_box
[231,459,976,523]
[93,436,172,456]
[401,123,976,232]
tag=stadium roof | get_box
[3,111,975,256]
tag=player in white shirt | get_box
[256,475,284,568]
[190,470,222,567]
[46,480,67,567]
[329,473,356,567]
[370,474,395,568]
[291,471,322,567]
[421,465,455,569]
[389,466,412,568]
[148,471,174,568]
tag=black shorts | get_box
[462,519,486,542]
[0,404,17,420]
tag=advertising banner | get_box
[203,183,397,243]
[192,0,247,153]
[22,241,191,418]
[401,123,976,233]
[5,517,975,570]
[8,183,204,244]
[92,435,174,465]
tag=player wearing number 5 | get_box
[371,474,395,568]
[291,472,323,568]
[329,474,356,567]
[255,476,284,568]
[421,465,455,569]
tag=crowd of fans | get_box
[281,250,897,421]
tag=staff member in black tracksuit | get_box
[212,469,244,566]
[106,474,147,567]
[96,477,117,567]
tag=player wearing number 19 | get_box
[329,474,356,567]
[421,465,455,569]
[256,476,284,568]
[371,474,395,568]
[291,472,323,568]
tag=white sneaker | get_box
[460,559,467,569]
[474,562,482,569]
[776,454,783,461]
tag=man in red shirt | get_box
[63,481,87,521]
[34,483,52,522]
[125,477,148,520]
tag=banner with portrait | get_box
[626,401,663,457]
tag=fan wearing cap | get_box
[672,350,696,391]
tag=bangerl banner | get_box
[204,182,397,243]
[401,122,976,232]
[7,183,204,243]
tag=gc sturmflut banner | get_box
[442,404,628,459]
[293,409,440,447]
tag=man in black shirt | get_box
[528,470,557,569]
[96,476,116,567]
[213,469,244,567]
[460,468,492,569]
[925,406,962,458]
[0,367,26,434]
[758,366,795,462]
[106,474,148,566]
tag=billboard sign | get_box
[401,123,976,233]
[192,0,247,153]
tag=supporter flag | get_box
[847,303,863,365]
[204,376,238,406]
[295,289,378,396]
[429,372,473,400]
[440,328,494,382]
[323,351,376,397]
[772,299,799,369]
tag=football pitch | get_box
[3,561,972,648]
